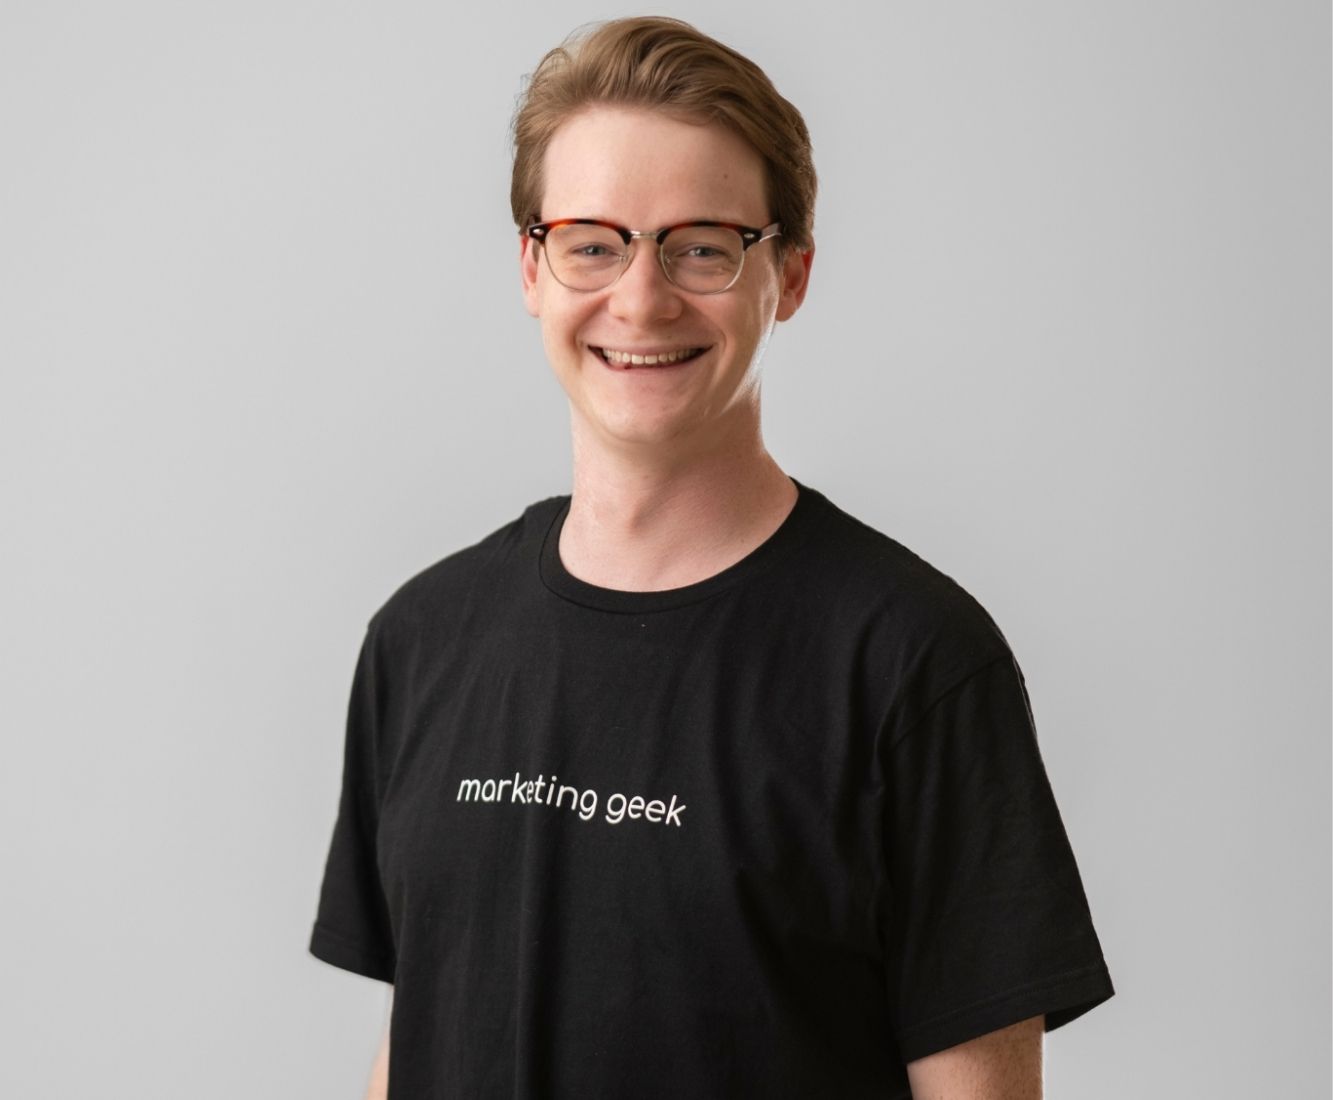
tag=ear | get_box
[520,235,542,318]
[774,242,814,323]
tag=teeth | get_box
[599,347,700,366]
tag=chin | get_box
[574,403,695,448]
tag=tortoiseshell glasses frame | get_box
[523,218,783,294]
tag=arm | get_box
[363,988,393,1100]
[905,1014,1044,1100]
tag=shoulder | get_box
[803,484,1011,649]
[363,491,567,643]
[796,484,1018,724]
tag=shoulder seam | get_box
[884,650,1013,756]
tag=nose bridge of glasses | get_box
[614,231,674,286]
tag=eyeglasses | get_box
[524,218,782,295]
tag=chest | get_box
[374,607,889,970]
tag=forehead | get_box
[540,105,769,226]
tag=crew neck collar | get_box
[537,477,822,613]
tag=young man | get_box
[309,17,1115,1099]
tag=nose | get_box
[606,238,684,325]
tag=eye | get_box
[571,244,614,258]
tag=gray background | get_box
[2,1,1327,1096]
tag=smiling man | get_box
[309,17,1115,1099]
[517,89,813,593]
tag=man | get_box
[309,17,1114,1099]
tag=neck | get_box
[558,415,797,593]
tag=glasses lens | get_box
[661,226,745,293]
[544,224,626,290]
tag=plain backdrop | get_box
[1,1,1328,1097]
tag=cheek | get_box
[717,301,766,350]
[540,301,593,360]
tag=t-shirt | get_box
[308,477,1115,1098]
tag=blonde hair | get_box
[510,16,816,254]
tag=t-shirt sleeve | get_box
[882,650,1114,1063]
[308,621,397,983]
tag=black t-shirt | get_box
[309,477,1114,1097]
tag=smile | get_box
[594,346,708,368]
